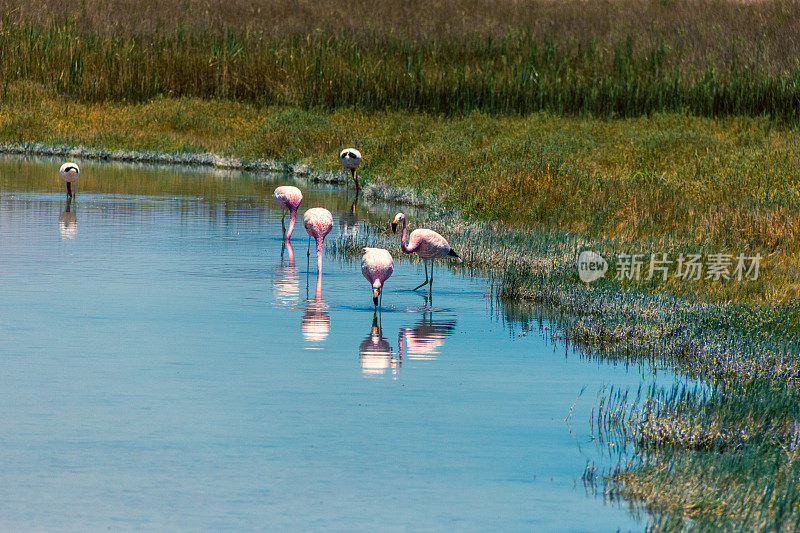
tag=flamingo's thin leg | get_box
[414,260,430,291]
[306,236,312,276]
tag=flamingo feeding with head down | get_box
[392,212,461,291]
[304,207,333,273]
[59,162,80,198]
[361,247,393,307]
[339,148,362,191]
[272,186,303,240]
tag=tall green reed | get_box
[3,18,800,120]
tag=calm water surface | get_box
[0,156,687,530]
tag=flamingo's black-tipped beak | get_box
[391,222,397,233]
[373,289,379,306]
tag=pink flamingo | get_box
[272,186,303,240]
[59,162,80,198]
[303,207,333,273]
[361,247,393,307]
[392,212,461,291]
[339,148,362,191]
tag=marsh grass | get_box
[3,0,800,119]
[497,269,800,528]
[590,380,800,530]
[493,249,800,529]
[510,293,800,529]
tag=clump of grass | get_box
[3,0,800,119]
[594,380,800,530]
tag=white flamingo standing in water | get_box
[339,148,362,192]
[272,186,303,241]
[304,207,333,273]
[392,212,461,291]
[361,247,393,307]
[59,162,80,198]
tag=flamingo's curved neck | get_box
[399,218,415,254]
[315,270,322,300]
[286,209,297,240]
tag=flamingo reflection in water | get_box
[359,313,400,378]
[398,311,457,360]
[58,197,77,239]
[338,195,359,238]
[273,240,300,307]
[301,269,330,345]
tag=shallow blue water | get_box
[0,157,684,530]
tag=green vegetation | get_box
[590,380,800,530]
[2,0,800,529]
[3,0,800,119]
